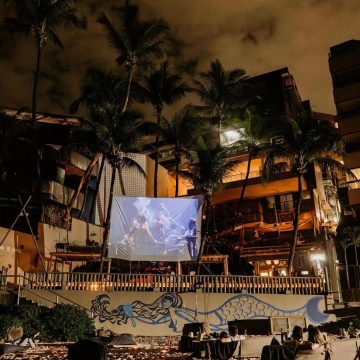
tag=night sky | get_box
[0,0,359,117]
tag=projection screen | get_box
[108,196,203,261]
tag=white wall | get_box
[23,290,333,336]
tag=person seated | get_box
[307,326,326,349]
[283,325,312,351]
[14,332,39,349]
[198,321,212,340]
[219,332,232,343]
[229,325,246,340]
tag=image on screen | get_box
[108,196,203,261]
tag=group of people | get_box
[283,325,327,351]
[1,326,40,349]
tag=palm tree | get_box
[158,108,205,197]
[69,67,126,115]
[4,0,87,123]
[183,138,241,272]
[87,104,151,271]
[192,60,251,141]
[98,2,169,113]
[232,110,271,230]
[136,62,191,196]
[67,67,128,223]
[263,113,348,275]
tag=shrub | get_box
[0,303,95,342]
[41,304,95,342]
[11,304,44,337]
[0,314,22,339]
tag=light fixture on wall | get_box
[273,260,279,265]
[310,252,326,262]
[265,260,272,265]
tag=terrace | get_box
[4,272,326,296]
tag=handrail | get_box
[2,274,93,314]
[11,272,327,296]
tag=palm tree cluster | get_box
[2,1,348,273]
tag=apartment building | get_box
[329,40,360,296]
[153,68,340,290]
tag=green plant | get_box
[11,304,44,337]
[41,304,95,342]
[0,314,22,339]
[0,303,94,342]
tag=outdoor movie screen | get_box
[108,196,203,261]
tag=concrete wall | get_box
[0,226,40,277]
[39,219,103,256]
[22,289,332,336]
[146,157,170,198]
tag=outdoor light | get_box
[220,129,243,145]
[310,252,326,262]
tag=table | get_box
[192,338,240,359]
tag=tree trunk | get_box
[64,154,100,223]
[232,148,252,231]
[89,156,105,223]
[118,165,126,196]
[32,43,42,123]
[121,69,133,114]
[100,166,116,271]
[287,173,303,276]
[154,111,161,197]
[175,151,180,197]
[32,44,44,223]
[197,195,211,274]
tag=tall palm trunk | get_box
[197,194,211,274]
[121,69,133,113]
[232,147,252,231]
[64,153,100,223]
[32,42,42,123]
[118,165,126,196]
[100,166,116,271]
[288,172,303,276]
[175,149,180,197]
[153,111,161,197]
[32,42,44,222]
[89,156,105,223]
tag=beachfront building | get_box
[329,40,360,300]
[0,67,342,335]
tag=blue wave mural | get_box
[91,293,329,333]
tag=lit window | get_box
[220,128,245,146]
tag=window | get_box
[280,194,294,211]
[271,316,306,334]
[220,128,245,146]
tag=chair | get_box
[260,345,296,360]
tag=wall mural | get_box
[91,293,329,333]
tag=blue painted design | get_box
[91,293,329,333]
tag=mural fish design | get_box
[91,293,329,333]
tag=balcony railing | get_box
[223,170,262,183]
[41,180,84,210]
[18,272,326,295]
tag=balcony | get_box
[41,180,84,210]
[20,272,325,295]
[333,82,360,105]
[223,170,262,184]
[348,180,360,206]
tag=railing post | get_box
[16,284,21,305]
